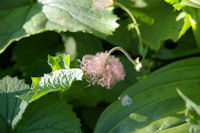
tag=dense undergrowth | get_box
[0,0,200,133]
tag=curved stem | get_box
[108,47,136,65]
[115,2,146,58]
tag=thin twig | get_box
[115,2,146,58]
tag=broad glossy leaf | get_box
[0,76,29,131]
[177,89,200,133]
[14,94,81,133]
[117,0,185,50]
[95,57,200,133]
[0,0,118,53]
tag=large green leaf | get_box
[0,76,29,132]
[116,0,185,50]
[0,0,118,53]
[95,57,200,133]
[177,89,200,133]
[14,94,82,133]
[20,55,83,103]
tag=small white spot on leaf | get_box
[120,95,132,106]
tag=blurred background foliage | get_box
[1,0,200,132]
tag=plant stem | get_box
[108,46,136,65]
[115,2,146,58]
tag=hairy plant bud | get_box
[80,52,125,89]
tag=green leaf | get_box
[0,115,9,133]
[19,54,83,103]
[0,68,16,79]
[48,55,70,70]
[168,0,200,9]
[0,76,29,131]
[14,94,81,133]
[187,9,200,48]
[105,19,139,56]
[165,1,200,48]
[0,0,118,53]
[94,57,200,133]
[20,68,83,103]
[156,30,199,60]
[177,89,200,133]
[117,0,185,50]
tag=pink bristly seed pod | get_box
[80,47,142,89]
[80,52,125,89]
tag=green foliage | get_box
[117,0,186,50]
[20,55,83,103]
[166,0,200,48]
[14,94,82,133]
[0,0,118,53]
[177,89,200,133]
[1,0,200,132]
[0,72,81,133]
[165,0,200,9]
[105,20,139,56]
[0,76,29,132]
[156,30,199,59]
[95,57,200,133]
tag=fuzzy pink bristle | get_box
[80,52,125,89]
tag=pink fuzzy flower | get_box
[80,52,125,89]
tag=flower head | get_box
[80,52,125,89]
